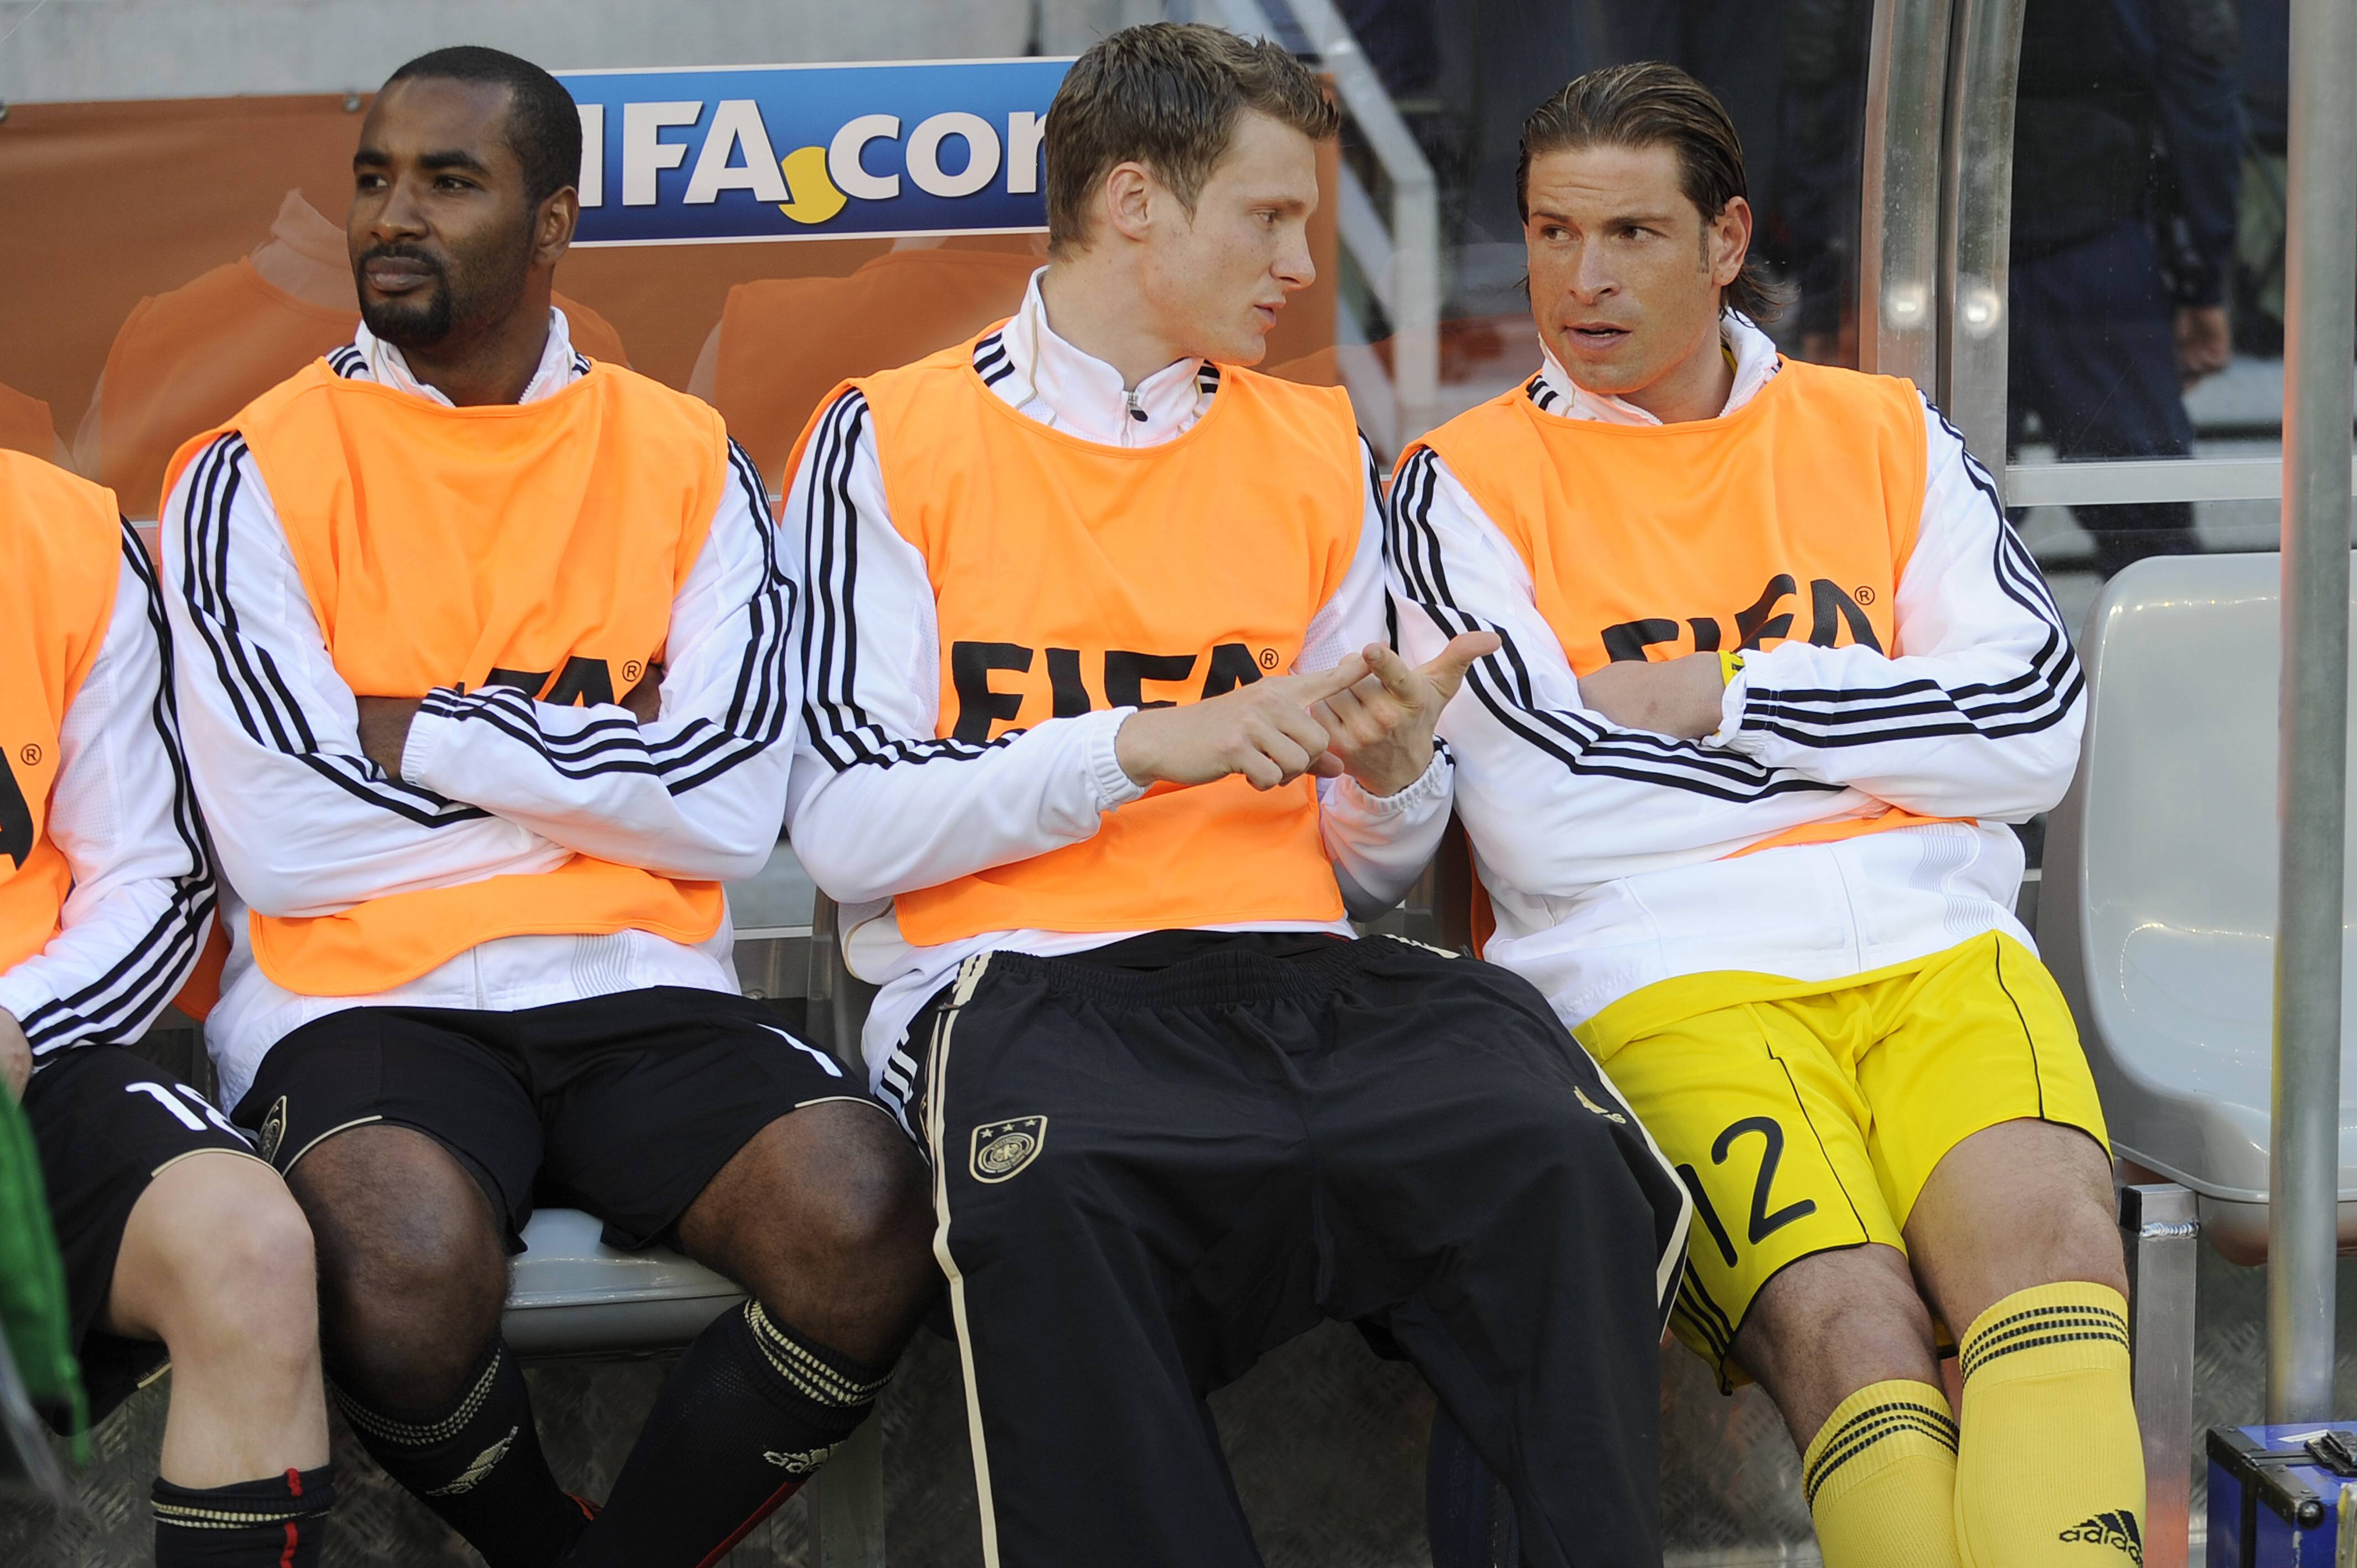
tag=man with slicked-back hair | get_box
[161,45,938,1568]
[785,23,1691,1565]
[1399,62,2138,1567]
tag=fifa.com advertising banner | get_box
[558,58,1075,246]
[1,55,1335,513]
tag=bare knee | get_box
[811,1112,935,1262]
[1907,1120,2127,1329]
[682,1104,939,1356]
[1735,1246,1941,1446]
[110,1153,319,1370]
[286,1126,507,1405]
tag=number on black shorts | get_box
[124,1079,243,1139]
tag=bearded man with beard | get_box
[156,47,939,1568]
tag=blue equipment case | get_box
[2206,1423,2357,1565]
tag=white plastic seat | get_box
[501,1207,744,1359]
[2043,550,2357,1261]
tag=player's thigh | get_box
[237,1005,544,1251]
[20,1045,259,1417]
[1599,1000,1900,1383]
[105,1146,313,1349]
[1857,931,2110,1242]
[1905,1116,2123,1338]
[532,986,889,1252]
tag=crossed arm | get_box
[161,434,797,920]
[1387,403,2086,894]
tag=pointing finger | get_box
[1289,652,1371,705]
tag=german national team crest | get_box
[255,1096,289,1164]
[970,1116,1047,1183]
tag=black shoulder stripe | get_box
[173,435,488,827]
[1386,446,1838,802]
[24,528,219,1053]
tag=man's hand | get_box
[1116,654,1372,792]
[1577,652,1728,740]
[2176,304,2231,387]
[1,1010,29,1103]
[356,696,424,777]
[1311,633,1500,797]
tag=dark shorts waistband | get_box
[984,933,1442,1011]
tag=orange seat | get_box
[0,380,60,465]
[83,245,629,520]
[709,240,1042,488]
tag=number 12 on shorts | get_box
[1679,1115,1818,1268]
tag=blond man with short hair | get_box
[786,24,1691,1566]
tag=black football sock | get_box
[153,1465,334,1567]
[569,1301,892,1568]
[332,1340,590,1568]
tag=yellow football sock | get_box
[1954,1282,2145,1566]
[1801,1379,1964,1568]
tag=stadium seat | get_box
[2041,549,2348,1561]
[501,1208,743,1359]
[2042,550,2357,1264]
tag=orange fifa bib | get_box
[818,338,1365,945]
[0,453,125,973]
[164,360,732,996]
[1412,358,1953,854]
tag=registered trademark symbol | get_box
[1258,648,1279,669]
[1854,586,1876,605]
[623,660,644,682]
[18,744,39,767]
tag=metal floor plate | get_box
[2,1244,2339,1566]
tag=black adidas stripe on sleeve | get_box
[795,389,1026,775]
[1386,448,1841,804]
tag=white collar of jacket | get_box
[1530,311,1782,426]
[351,307,584,408]
[994,267,1214,447]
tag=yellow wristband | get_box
[1717,650,1746,687]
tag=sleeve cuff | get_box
[398,693,459,786]
[1708,666,1766,755]
[1090,708,1151,811]
[0,970,58,1040]
[1340,744,1454,818]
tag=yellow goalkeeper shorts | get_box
[1577,930,2108,1389]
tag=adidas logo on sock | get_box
[426,1426,518,1497]
[2057,1510,2142,1562]
[762,1440,841,1476]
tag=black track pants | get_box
[912,933,1691,1568]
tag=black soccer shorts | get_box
[231,985,880,1250]
[23,1043,261,1422]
